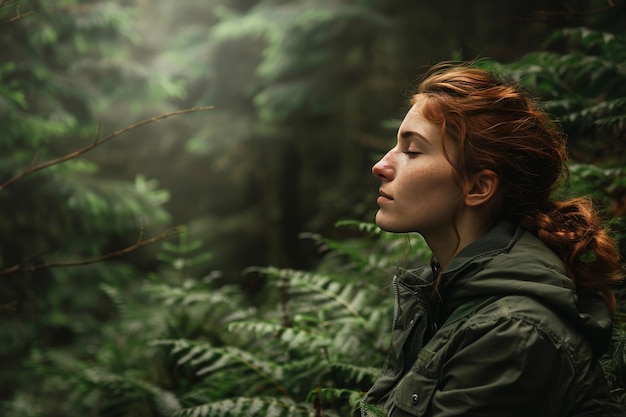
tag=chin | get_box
[375,218,404,233]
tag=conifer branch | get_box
[0,106,214,192]
[0,227,182,277]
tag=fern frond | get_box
[261,267,372,326]
[152,339,290,396]
[334,220,383,236]
[227,320,284,337]
[298,231,374,273]
[360,402,388,417]
[126,377,184,416]
[144,281,242,306]
[329,362,381,384]
[173,396,314,417]
[303,221,430,275]
[227,320,331,353]
[306,387,364,415]
[547,27,620,52]
[37,349,184,416]
[561,97,626,126]
[100,282,128,318]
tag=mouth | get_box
[377,189,393,203]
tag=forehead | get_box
[398,97,441,142]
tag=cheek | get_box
[416,164,458,190]
[420,168,464,207]
[433,171,460,191]
[434,161,461,188]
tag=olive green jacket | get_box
[362,221,625,417]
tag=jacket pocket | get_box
[388,348,438,417]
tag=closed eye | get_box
[403,151,421,157]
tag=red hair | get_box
[415,62,622,311]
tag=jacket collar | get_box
[436,220,521,303]
[443,220,520,276]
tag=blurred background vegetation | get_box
[0,0,625,416]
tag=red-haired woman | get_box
[362,62,625,416]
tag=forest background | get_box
[1,0,625,416]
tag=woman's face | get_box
[372,97,464,239]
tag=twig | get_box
[0,0,17,9]
[0,106,214,192]
[0,1,35,27]
[0,10,34,26]
[0,226,182,277]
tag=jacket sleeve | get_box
[429,316,572,417]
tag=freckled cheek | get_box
[435,177,462,197]
[415,169,460,196]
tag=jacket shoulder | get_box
[458,295,590,369]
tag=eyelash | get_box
[403,151,421,156]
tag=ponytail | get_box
[520,198,622,312]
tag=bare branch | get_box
[0,0,17,9]
[0,2,35,27]
[0,10,34,26]
[0,106,213,192]
[0,227,183,277]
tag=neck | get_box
[423,214,491,270]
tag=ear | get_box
[464,169,499,207]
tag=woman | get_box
[362,62,625,416]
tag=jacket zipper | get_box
[384,275,435,416]
[360,273,402,417]
[391,274,401,332]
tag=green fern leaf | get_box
[174,397,314,417]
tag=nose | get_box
[372,151,394,181]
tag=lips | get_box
[378,189,393,202]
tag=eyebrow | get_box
[399,130,431,144]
